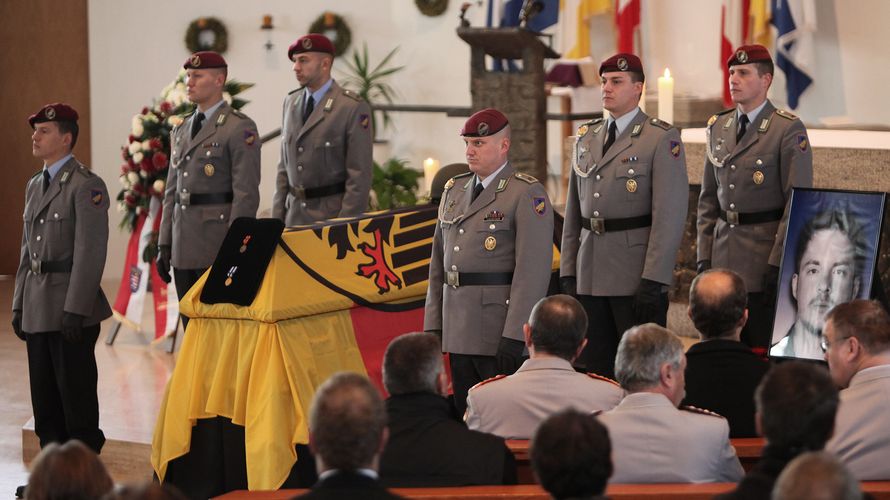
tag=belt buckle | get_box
[292,185,306,200]
[445,271,460,288]
[30,258,42,274]
[180,192,191,206]
[726,210,739,225]
[590,217,605,234]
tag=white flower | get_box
[223,92,232,105]
[144,113,158,123]
[128,141,141,155]
[168,115,184,127]
[139,169,148,178]
[132,151,143,164]
[131,116,144,137]
[119,174,129,187]
[127,172,140,184]
[142,140,152,151]
[153,179,165,193]
[117,201,127,212]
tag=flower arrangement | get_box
[117,71,253,234]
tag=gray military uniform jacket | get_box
[697,100,813,292]
[826,364,890,480]
[13,158,112,333]
[424,164,554,356]
[272,80,373,226]
[159,102,261,270]
[465,357,624,439]
[597,392,745,483]
[561,110,688,296]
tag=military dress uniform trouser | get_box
[26,325,105,453]
[577,293,668,379]
[449,352,524,418]
[740,293,773,356]
[174,267,208,332]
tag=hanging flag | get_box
[614,0,640,54]
[720,0,749,108]
[771,0,815,109]
[560,0,612,59]
[749,0,771,46]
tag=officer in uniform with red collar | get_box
[697,44,813,353]
[272,34,373,226]
[560,53,689,378]
[13,103,111,469]
[424,108,554,416]
[157,51,261,329]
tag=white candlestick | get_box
[657,68,674,124]
[423,157,440,194]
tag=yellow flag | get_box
[749,0,771,46]
[562,0,612,59]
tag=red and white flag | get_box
[720,0,752,107]
[614,0,640,53]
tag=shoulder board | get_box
[680,405,725,419]
[514,172,538,184]
[451,171,473,181]
[342,89,362,101]
[76,164,94,177]
[649,117,672,130]
[30,169,43,180]
[288,88,301,95]
[708,108,735,127]
[469,374,507,391]
[230,109,248,119]
[775,108,798,120]
[443,178,455,191]
[591,409,604,417]
[585,372,621,387]
[588,117,604,125]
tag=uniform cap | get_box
[599,53,644,80]
[28,103,78,128]
[183,51,228,70]
[727,44,773,67]
[288,34,335,60]
[460,108,509,137]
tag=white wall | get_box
[89,0,890,281]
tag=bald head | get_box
[689,269,748,340]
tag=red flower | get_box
[121,147,129,161]
[132,182,145,194]
[124,193,137,206]
[152,151,168,170]
[141,106,149,115]
[159,101,173,114]
[120,164,129,176]
[149,138,163,150]
[141,157,153,173]
[128,135,137,143]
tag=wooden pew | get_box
[214,482,890,499]
[505,438,766,484]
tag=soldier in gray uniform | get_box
[560,53,688,378]
[424,108,554,417]
[465,295,623,439]
[272,34,373,226]
[597,324,744,483]
[12,103,111,458]
[157,51,261,329]
[697,44,813,353]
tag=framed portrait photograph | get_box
[770,188,886,361]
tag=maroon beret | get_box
[460,108,509,137]
[727,44,773,67]
[288,34,335,60]
[183,51,228,70]
[599,53,645,79]
[28,103,79,128]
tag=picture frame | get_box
[770,187,886,361]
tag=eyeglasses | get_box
[820,335,852,353]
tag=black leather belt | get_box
[290,182,346,200]
[719,208,783,225]
[30,258,72,274]
[445,271,513,287]
[581,214,652,234]
[175,192,234,206]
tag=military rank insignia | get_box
[670,141,681,159]
[90,189,104,206]
[533,197,547,215]
[359,114,370,129]
[798,135,809,152]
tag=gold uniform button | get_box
[489,224,495,230]
[729,184,735,190]
[185,155,191,161]
[593,192,600,198]
[458,228,464,234]
[298,146,304,153]
[36,235,41,241]
[628,168,635,175]
[39,219,44,224]
[297,165,303,171]
[729,203,736,209]
[451,265,457,271]
[54,213,59,219]
[730,164,736,170]
[593,211,600,216]
[183,171,189,177]
[595,174,601,180]
[454,246,460,252]
[756,159,763,166]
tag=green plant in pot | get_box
[339,43,404,139]
[371,158,421,210]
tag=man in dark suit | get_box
[295,372,402,499]
[378,332,516,487]
[683,269,770,437]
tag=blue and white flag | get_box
[771,0,816,109]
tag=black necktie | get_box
[303,95,315,122]
[472,181,484,201]
[191,112,205,139]
[737,114,749,143]
[602,121,617,155]
[42,170,51,192]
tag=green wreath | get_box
[308,13,352,57]
[416,0,449,17]
[185,17,228,54]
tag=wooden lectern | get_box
[457,27,559,181]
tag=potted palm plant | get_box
[339,43,404,141]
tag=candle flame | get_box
[663,68,671,78]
